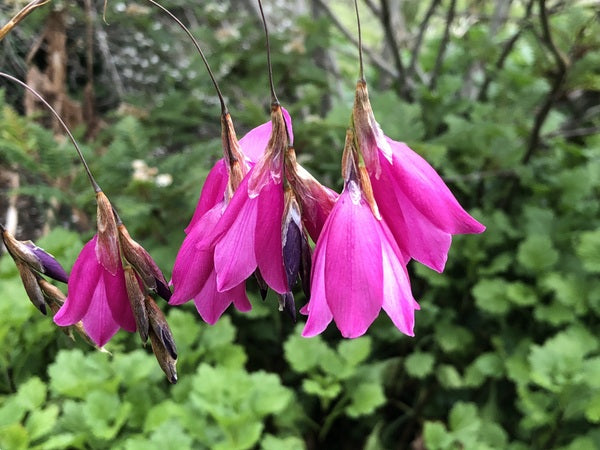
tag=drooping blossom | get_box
[1,224,69,315]
[171,105,336,322]
[170,112,263,323]
[54,192,177,382]
[302,128,419,338]
[209,104,336,314]
[351,80,485,272]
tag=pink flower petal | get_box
[238,122,271,163]
[324,185,384,338]
[54,237,101,326]
[171,207,222,304]
[379,222,418,336]
[103,267,136,332]
[255,180,288,294]
[237,107,294,162]
[372,170,451,272]
[81,275,120,347]
[185,159,228,234]
[301,219,333,337]
[384,140,485,235]
[194,270,250,324]
[213,192,258,292]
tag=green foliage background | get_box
[1,0,600,449]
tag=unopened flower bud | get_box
[1,228,68,283]
[282,191,303,291]
[278,292,296,322]
[118,224,171,301]
[124,266,149,343]
[15,260,46,315]
[145,297,178,383]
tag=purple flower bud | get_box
[25,243,69,283]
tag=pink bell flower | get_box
[302,129,419,338]
[54,192,172,351]
[353,80,485,272]
[54,234,136,346]
[170,111,281,322]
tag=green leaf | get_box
[506,282,538,307]
[435,322,475,353]
[48,350,114,398]
[0,423,29,450]
[15,377,46,411]
[436,365,463,389]
[345,382,386,418]
[25,405,59,441]
[83,391,131,440]
[584,392,600,424]
[577,229,600,273]
[284,333,330,373]
[302,377,342,401]
[472,278,511,315]
[517,235,559,272]
[260,434,305,450]
[404,352,435,378]
[337,336,372,368]
[423,421,453,450]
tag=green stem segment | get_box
[0,71,101,193]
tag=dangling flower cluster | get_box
[54,191,178,382]
[171,103,336,322]
[168,0,484,339]
[0,224,99,344]
[301,80,484,338]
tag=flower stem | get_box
[0,72,101,193]
[257,0,279,105]
[144,0,228,115]
[354,0,364,81]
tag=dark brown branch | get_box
[407,0,441,81]
[478,0,536,101]
[362,0,381,17]
[545,126,600,139]
[429,0,457,90]
[380,0,411,100]
[313,0,398,79]
[521,0,568,164]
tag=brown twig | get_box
[478,0,536,102]
[429,0,457,90]
[380,0,411,100]
[362,0,380,17]
[0,0,51,41]
[313,0,398,79]
[521,0,567,164]
[407,0,441,82]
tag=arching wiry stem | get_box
[257,0,279,105]
[144,0,227,115]
[0,72,101,192]
[354,0,364,81]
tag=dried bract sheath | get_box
[95,191,120,275]
[15,260,46,315]
[124,266,149,343]
[146,297,178,383]
[118,224,171,301]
